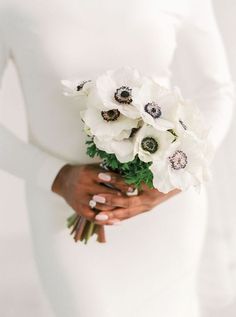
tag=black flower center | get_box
[114,86,133,104]
[179,119,187,130]
[141,137,158,154]
[101,109,120,121]
[169,150,188,170]
[76,80,91,91]
[129,127,141,138]
[144,102,162,119]
[121,90,130,98]
[168,129,178,142]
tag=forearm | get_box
[0,123,68,192]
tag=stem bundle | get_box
[67,213,106,244]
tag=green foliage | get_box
[86,138,154,189]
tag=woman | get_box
[0,0,234,316]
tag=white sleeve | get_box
[171,0,235,151]
[0,27,68,192]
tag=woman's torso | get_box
[0,0,193,164]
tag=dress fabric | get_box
[0,0,234,316]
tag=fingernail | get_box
[127,187,134,192]
[93,195,106,204]
[95,214,109,221]
[126,188,138,196]
[98,173,111,182]
[110,219,121,225]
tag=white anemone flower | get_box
[174,98,210,141]
[88,66,144,119]
[150,134,213,193]
[132,80,180,131]
[94,137,135,163]
[61,79,93,97]
[80,106,139,142]
[134,124,176,163]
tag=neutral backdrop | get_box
[0,1,235,316]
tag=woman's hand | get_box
[93,184,181,225]
[51,164,181,226]
[51,163,134,223]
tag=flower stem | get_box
[74,217,87,242]
[84,221,95,244]
[67,213,78,228]
[96,225,106,243]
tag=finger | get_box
[106,218,122,225]
[94,197,142,222]
[81,164,135,194]
[75,205,118,225]
[112,205,144,220]
[89,184,123,196]
[94,189,181,223]
[91,211,119,224]
[93,193,143,209]
[77,205,97,221]
[77,193,121,214]
[94,217,122,226]
[140,183,154,192]
[93,210,115,225]
[156,188,181,205]
[96,171,135,194]
[92,193,130,208]
[92,203,116,211]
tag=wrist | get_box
[51,163,73,196]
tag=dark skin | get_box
[51,163,181,225]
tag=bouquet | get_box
[62,66,214,244]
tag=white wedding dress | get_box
[0,0,234,316]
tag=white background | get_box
[0,1,236,316]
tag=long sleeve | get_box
[0,26,68,192]
[170,1,236,306]
[170,0,235,151]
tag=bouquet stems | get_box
[67,213,106,244]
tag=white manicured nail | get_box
[95,214,109,221]
[127,187,134,192]
[126,188,138,196]
[93,195,106,204]
[98,173,111,182]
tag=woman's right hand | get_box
[51,163,133,225]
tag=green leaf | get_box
[85,137,154,189]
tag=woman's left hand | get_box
[93,184,181,225]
